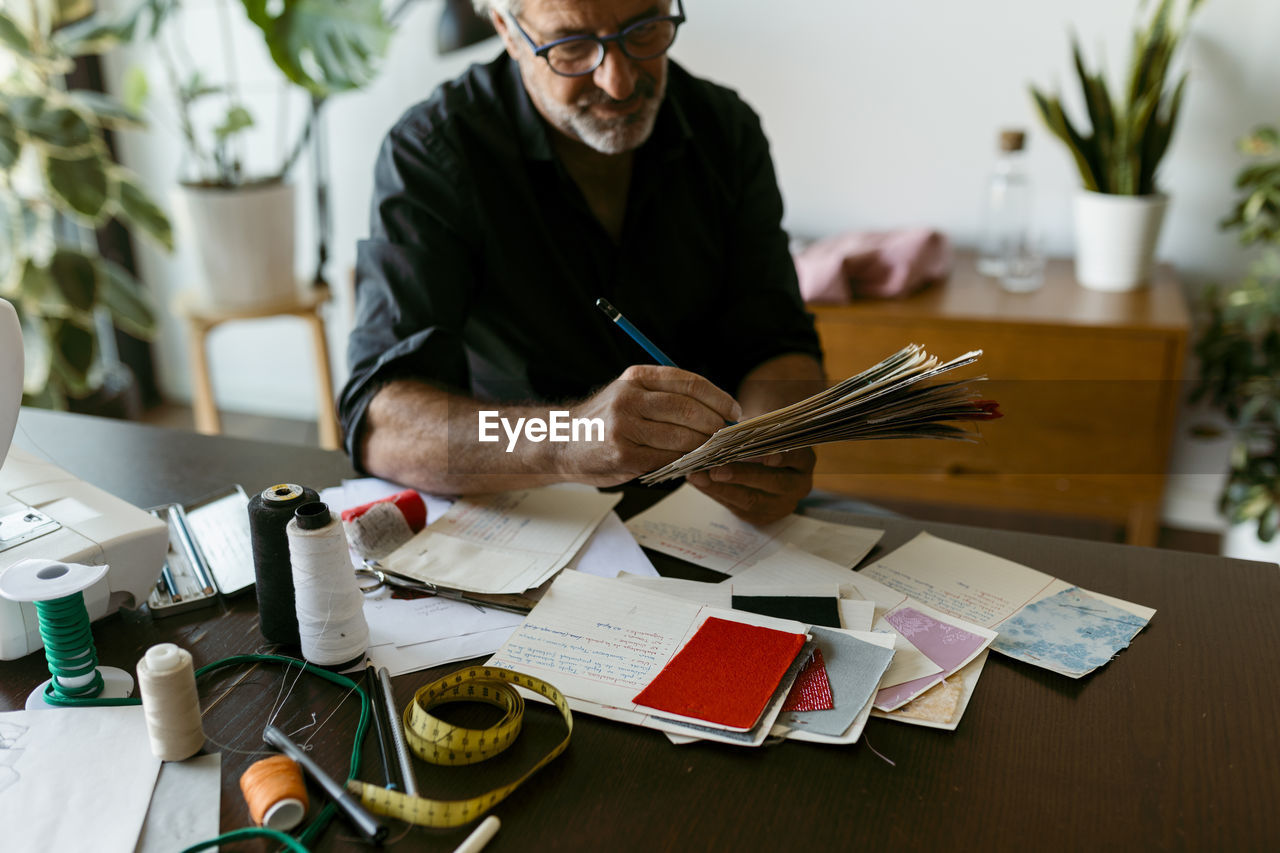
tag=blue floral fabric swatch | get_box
[992,587,1149,678]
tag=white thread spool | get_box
[287,502,369,666]
[137,643,205,760]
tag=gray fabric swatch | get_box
[778,626,895,737]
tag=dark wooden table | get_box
[3,408,1279,851]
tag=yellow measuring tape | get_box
[347,666,572,828]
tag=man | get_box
[340,0,825,525]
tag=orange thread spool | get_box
[240,754,309,831]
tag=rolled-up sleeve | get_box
[339,118,476,469]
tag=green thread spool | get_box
[0,559,135,709]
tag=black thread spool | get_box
[248,483,319,645]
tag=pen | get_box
[263,724,389,844]
[365,663,399,791]
[378,666,419,796]
[596,297,678,367]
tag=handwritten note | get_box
[489,571,697,707]
[382,487,621,594]
[625,485,882,575]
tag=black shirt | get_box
[340,54,821,468]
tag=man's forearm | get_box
[360,380,576,494]
[736,353,827,419]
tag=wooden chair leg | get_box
[306,311,341,451]
[186,320,221,436]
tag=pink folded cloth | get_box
[795,228,952,303]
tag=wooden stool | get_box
[176,285,341,450]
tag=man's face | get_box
[495,0,671,156]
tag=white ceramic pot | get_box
[1221,521,1280,568]
[1073,190,1168,292]
[173,181,297,311]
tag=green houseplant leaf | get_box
[95,257,157,337]
[45,152,111,219]
[241,0,391,96]
[1192,121,1280,545]
[114,170,174,250]
[2,2,173,405]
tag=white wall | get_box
[106,0,1280,530]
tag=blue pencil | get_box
[596,298,678,367]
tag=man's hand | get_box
[564,365,742,486]
[686,447,816,526]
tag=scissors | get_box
[354,561,532,616]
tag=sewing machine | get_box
[0,298,168,660]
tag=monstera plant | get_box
[126,0,392,187]
[0,1,172,408]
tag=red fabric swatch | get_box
[632,617,806,729]
[781,648,835,712]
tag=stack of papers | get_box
[487,571,896,747]
[642,344,1000,484]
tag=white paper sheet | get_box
[624,485,882,575]
[362,587,526,648]
[565,511,658,578]
[134,754,221,853]
[617,574,733,607]
[0,706,161,853]
[367,625,520,677]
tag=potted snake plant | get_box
[1031,0,1203,291]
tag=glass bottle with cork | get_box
[977,129,1032,279]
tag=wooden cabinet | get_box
[809,251,1189,545]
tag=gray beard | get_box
[548,74,666,155]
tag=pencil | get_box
[159,560,182,602]
[596,297,678,367]
[365,663,398,790]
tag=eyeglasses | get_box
[508,0,686,78]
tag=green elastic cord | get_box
[180,826,310,853]
[35,593,105,701]
[180,653,372,853]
